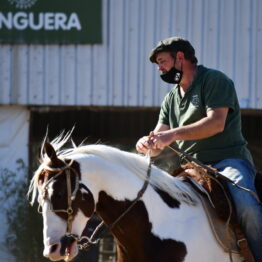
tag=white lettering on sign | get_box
[0,12,12,29]
[14,12,28,30]
[55,13,67,30]
[67,13,81,30]
[0,12,82,30]
[29,12,43,30]
[45,12,54,30]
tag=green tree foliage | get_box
[0,159,48,262]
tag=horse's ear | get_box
[44,142,57,161]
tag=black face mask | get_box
[160,67,183,84]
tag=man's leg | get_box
[212,158,262,262]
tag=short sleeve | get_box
[203,71,237,111]
[158,93,171,126]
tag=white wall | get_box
[0,0,261,109]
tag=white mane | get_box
[28,132,197,206]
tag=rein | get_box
[168,145,260,202]
[39,154,152,252]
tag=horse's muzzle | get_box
[43,242,63,261]
[60,234,78,256]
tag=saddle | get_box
[172,163,254,262]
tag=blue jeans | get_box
[211,158,262,262]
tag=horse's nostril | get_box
[50,244,58,253]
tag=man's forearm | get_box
[171,116,224,141]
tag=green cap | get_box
[149,37,196,63]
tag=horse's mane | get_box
[28,131,197,206]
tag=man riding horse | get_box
[136,37,262,261]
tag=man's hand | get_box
[149,130,175,150]
[136,132,164,157]
[136,135,154,154]
[136,123,171,156]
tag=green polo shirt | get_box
[159,65,253,164]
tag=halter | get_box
[39,159,80,234]
[38,155,152,252]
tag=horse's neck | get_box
[78,155,153,259]
[78,154,198,228]
[95,186,207,262]
[96,190,154,261]
[78,154,144,203]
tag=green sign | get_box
[0,0,102,43]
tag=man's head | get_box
[149,37,198,84]
[149,37,198,65]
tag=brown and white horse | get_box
[28,135,243,262]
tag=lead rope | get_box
[78,152,152,250]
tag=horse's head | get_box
[33,142,95,261]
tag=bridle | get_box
[39,159,80,234]
[38,156,152,252]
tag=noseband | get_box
[38,156,152,252]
